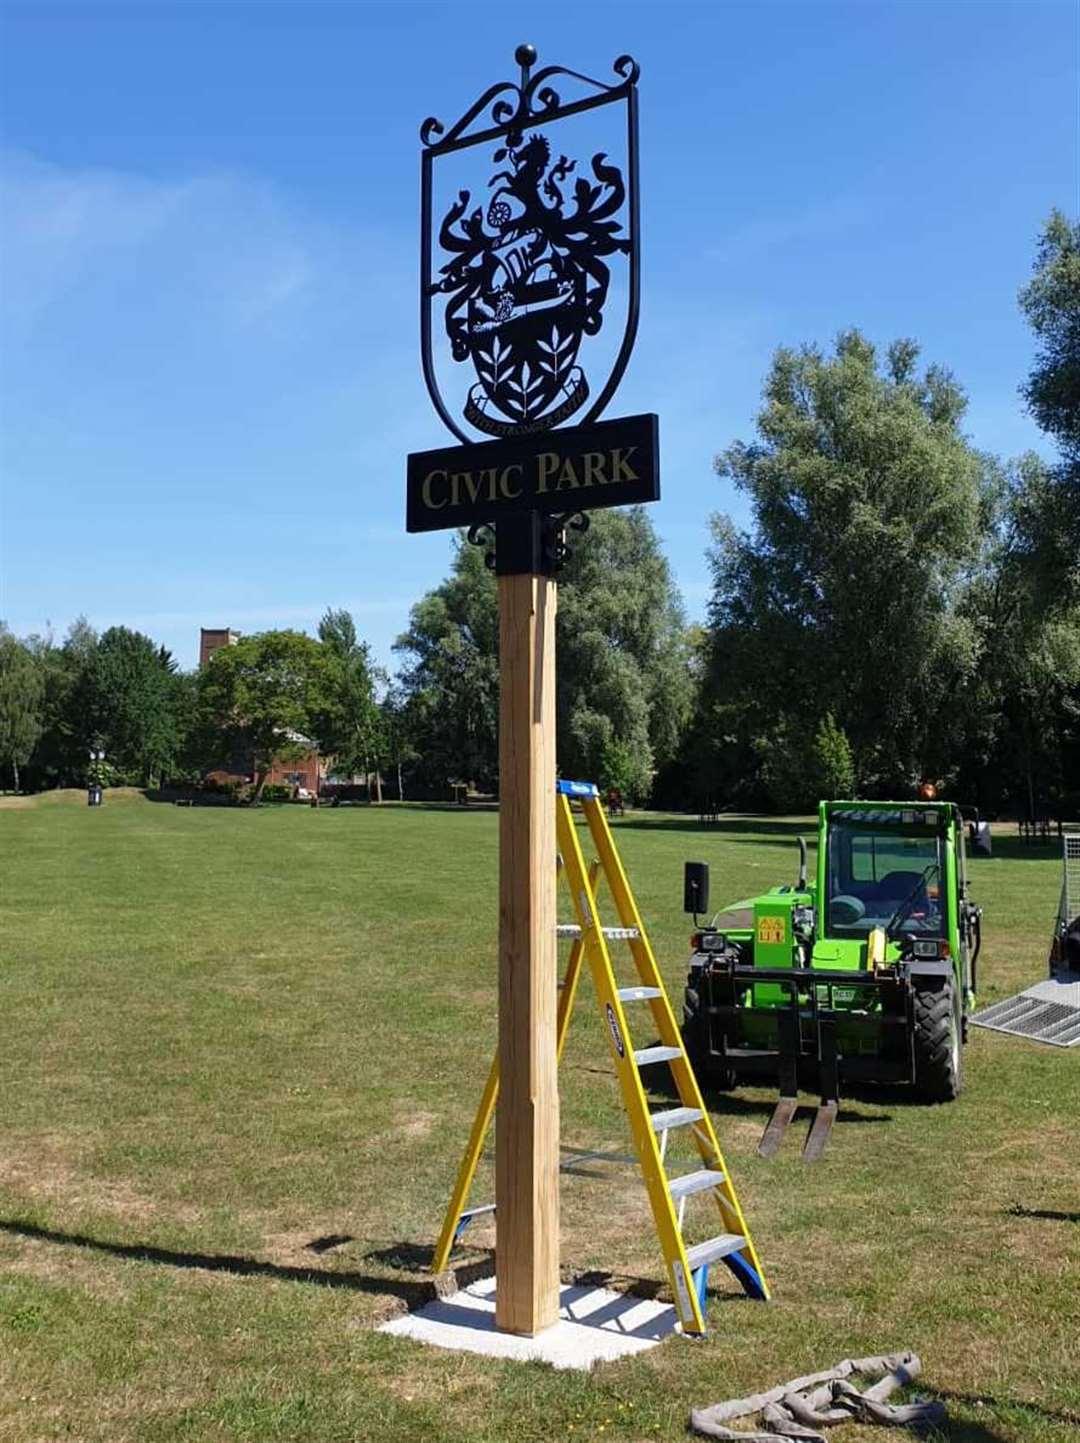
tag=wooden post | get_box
[495,569,560,1334]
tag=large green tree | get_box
[976,208,1080,814]
[700,331,991,804]
[555,507,693,800]
[77,626,184,785]
[394,541,501,792]
[21,619,99,789]
[956,453,1080,813]
[1020,210,1080,483]
[315,608,385,800]
[196,630,330,802]
[380,681,419,801]
[394,508,693,801]
[0,626,44,792]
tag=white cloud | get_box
[0,149,314,331]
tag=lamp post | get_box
[87,746,105,807]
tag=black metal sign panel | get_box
[411,46,652,573]
[420,46,640,447]
[406,412,658,534]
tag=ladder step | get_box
[460,1204,496,1220]
[668,1168,725,1200]
[685,1233,747,1271]
[649,1106,702,1132]
[617,986,662,1002]
[634,1045,683,1067]
[556,924,640,940]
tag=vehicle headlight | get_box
[698,932,727,952]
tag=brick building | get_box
[199,627,240,668]
[200,626,323,796]
[266,734,322,796]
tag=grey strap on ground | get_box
[690,1352,946,1440]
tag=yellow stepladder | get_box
[432,780,769,1334]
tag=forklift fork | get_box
[756,985,840,1162]
[803,1016,839,1162]
[757,1002,799,1158]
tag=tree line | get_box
[2,212,1077,814]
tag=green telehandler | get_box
[681,801,991,1159]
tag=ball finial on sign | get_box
[515,43,537,68]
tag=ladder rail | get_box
[432,1049,499,1272]
[431,860,600,1272]
[556,793,708,1335]
[579,795,771,1299]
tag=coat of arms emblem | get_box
[420,48,640,445]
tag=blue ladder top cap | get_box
[557,780,600,797]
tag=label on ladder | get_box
[605,1002,625,1058]
[671,1260,695,1326]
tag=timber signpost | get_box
[409,43,656,1336]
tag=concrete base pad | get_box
[378,1276,680,1368]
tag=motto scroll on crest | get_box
[420,53,640,444]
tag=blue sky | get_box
[1,0,1075,673]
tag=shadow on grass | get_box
[143,789,235,808]
[934,1388,1080,1435]
[1005,1204,1080,1223]
[615,814,1069,864]
[363,1242,501,1288]
[615,816,811,838]
[365,1241,443,1273]
[689,1088,893,1127]
[970,836,1070,862]
[306,1232,355,1253]
[645,1061,896,1125]
[571,1266,757,1306]
[143,790,503,814]
[361,801,500,814]
[921,1421,1013,1443]
[0,1220,491,1307]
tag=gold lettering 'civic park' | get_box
[421,469,448,509]
[611,446,638,481]
[535,446,640,495]
[421,464,523,510]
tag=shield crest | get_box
[420,52,640,445]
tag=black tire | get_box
[913,979,962,1102]
[682,983,735,1091]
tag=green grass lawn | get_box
[1,791,1077,1442]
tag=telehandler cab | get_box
[682,801,990,1159]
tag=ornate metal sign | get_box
[408,45,657,573]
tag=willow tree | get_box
[703,331,990,801]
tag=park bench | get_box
[1019,814,1064,844]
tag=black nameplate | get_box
[406,413,659,533]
